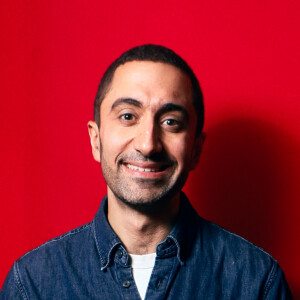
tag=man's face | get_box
[90,61,203,207]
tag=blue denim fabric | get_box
[0,193,292,299]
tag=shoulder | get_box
[177,214,292,299]
[0,222,96,299]
[194,217,289,297]
[197,216,276,265]
[180,196,274,264]
[14,221,95,278]
[20,222,93,261]
[179,194,277,270]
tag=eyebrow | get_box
[158,103,189,120]
[111,98,142,111]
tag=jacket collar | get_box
[93,192,199,270]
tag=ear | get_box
[190,132,206,170]
[87,121,101,163]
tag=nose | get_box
[133,118,163,156]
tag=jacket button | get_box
[117,250,123,258]
[122,280,131,288]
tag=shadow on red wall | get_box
[184,116,299,297]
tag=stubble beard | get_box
[99,142,189,211]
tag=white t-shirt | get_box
[129,253,156,300]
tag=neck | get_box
[107,190,180,255]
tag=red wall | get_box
[0,0,299,295]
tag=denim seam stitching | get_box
[207,220,275,260]
[262,261,278,300]
[20,223,92,260]
[92,219,102,261]
[14,261,28,300]
[168,235,184,266]
[163,255,178,298]
[102,242,121,270]
[92,219,115,270]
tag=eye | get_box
[121,113,134,121]
[163,119,178,126]
[118,112,137,125]
[161,118,183,132]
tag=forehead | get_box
[102,61,193,110]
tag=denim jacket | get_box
[0,193,292,299]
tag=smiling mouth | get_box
[124,163,168,173]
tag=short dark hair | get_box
[94,44,204,136]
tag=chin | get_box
[112,185,181,212]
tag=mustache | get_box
[117,151,175,165]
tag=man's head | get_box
[88,45,205,209]
[94,44,204,137]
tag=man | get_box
[0,45,292,299]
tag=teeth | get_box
[126,164,160,172]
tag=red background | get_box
[0,0,299,296]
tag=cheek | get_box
[100,124,133,156]
[164,134,193,164]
